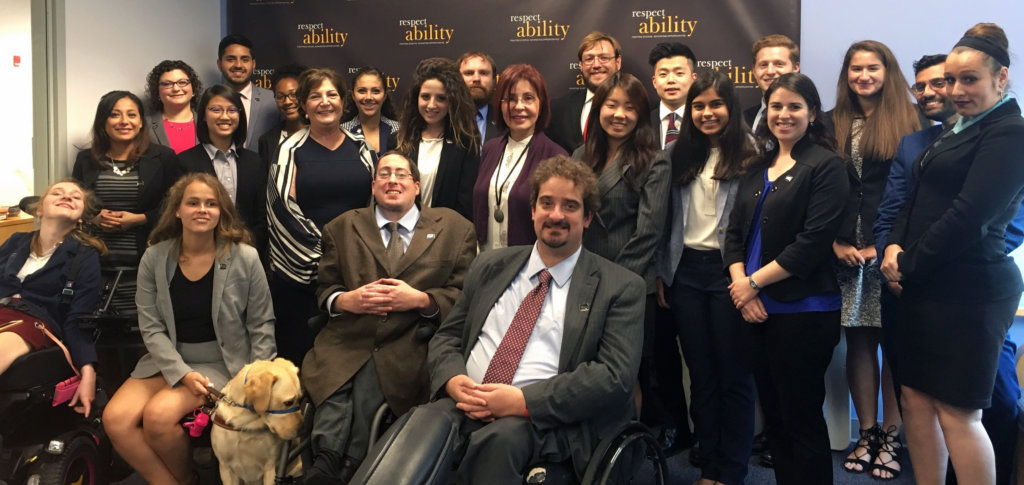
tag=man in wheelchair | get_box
[354,156,646,484]
[301,152,478,484]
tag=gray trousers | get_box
[310,359,387,462]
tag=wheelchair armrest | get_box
[307,312,328,333]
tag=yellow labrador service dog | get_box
[211,358,304,485]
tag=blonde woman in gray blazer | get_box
[103,173,275,485]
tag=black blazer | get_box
[890,99,1024,302]
[724,138,849,301]
[177,144,269,256]
[411,138,480,221]
[257,124,284,170]
[547,90,588,154]
[72,144,182,257]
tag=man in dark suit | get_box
[874,54,1023,485]
[217,34,280,150]
[743,35,800,131]
[301,152,478,485]
[459,51,500,145]
[649,42,697,149]
[547,31,622,153]
[357,155,645,484]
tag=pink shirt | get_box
[163,119,196,154]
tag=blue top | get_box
[745,170,841,314]
[294,136,373,229]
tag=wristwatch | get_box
[749,276,762,290]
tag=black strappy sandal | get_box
[871,425,903,481]
[843,424,880,474]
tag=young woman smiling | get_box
[342,66,399,156]
[830,40,920,480]
[655,71,756,485]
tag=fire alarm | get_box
[13,56,20,67]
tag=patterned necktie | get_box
[482,269,553,384]
[665,113,679,146]
[385,222,402,274]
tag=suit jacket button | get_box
[762,217,768,224]
[373,345,381,352]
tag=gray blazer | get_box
[133,239,277,386]
[429,246,645,477]
[146,110,199,149]
[655,166,740,285]
[574,147,671,291]
[245,83,281,150]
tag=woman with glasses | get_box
[266,67,376,364]
[178,85,268,256]
[881,23,1024,484]
[396,58,480,221]
[473,64,566,251]
[258,64,308,168]
[829,40,920,480]
[145,60,203,154]
[341,66,399,157]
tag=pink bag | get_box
[34,321,82,406]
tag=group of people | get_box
[0,21,1020,485]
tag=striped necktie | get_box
[665,113,679,145]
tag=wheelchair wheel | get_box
[28,436,102,485]
[580,424,667,485]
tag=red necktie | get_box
[665,113,679,145]
[482,269,552,384]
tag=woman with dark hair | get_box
[341,66,399,156]
[72,90,181,316]
[266,67,375,363]
[145,60,203,153]
[881,23,1024,484]
[830,39,920,479]
[178,84,268,255]
[258,64,308,167]
[0,180,106,417]
[103,173,275,485]
[473,64,566,251]
[396,57,480,221]
[724,72,848,485]
[654,70,756,485]
[572,72,670,433]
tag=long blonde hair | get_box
[148,173,252,253]
[31,179,107,256]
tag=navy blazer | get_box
[547,90,588,154]
[411,138,480,222]
[177,144,269,256]
[0,233,102,368]
[724,138,849,301]
[890,99,1024,302]
[72,144,183,257]
[473,132,567,246]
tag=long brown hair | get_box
[31,179,108,256]
[89,91,151,165]
[397,58,480,154]
[148,173,252,253]
[833,41,920,161]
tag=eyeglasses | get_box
[207,106,240,115]
[580,55,616,66]
[376,170,413,181]
[159,79,191,89]
[501,94,538,106]
[275,92,298,102]
[910,78,947,94]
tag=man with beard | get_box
[873,53,1024,485]
[459,51,500,145]
[216,34,280,149]
[351,155,645,484]
[547,31,622,153]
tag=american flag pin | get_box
[579,304,590,312]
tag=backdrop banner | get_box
[228,0,799,111]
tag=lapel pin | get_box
[785,175,793,182]
[579,304,590,312]
[219,263,227,270]
[427,234,435,239]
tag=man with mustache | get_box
[351,156,645,484]
[874,53,1024,485]
[216,34,280,149]
[547,31,623,153]
[459,51,500,145]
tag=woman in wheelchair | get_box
[102,173,276,485]
[0,180,107,417]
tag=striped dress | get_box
[93,161,140,316]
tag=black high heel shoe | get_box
[843,424,881,474]
[871,426,903,481]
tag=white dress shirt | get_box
[417,138,444,206]
[238,82,254,132]
[466,245,581,388]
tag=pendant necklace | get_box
[492,136,532,223]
